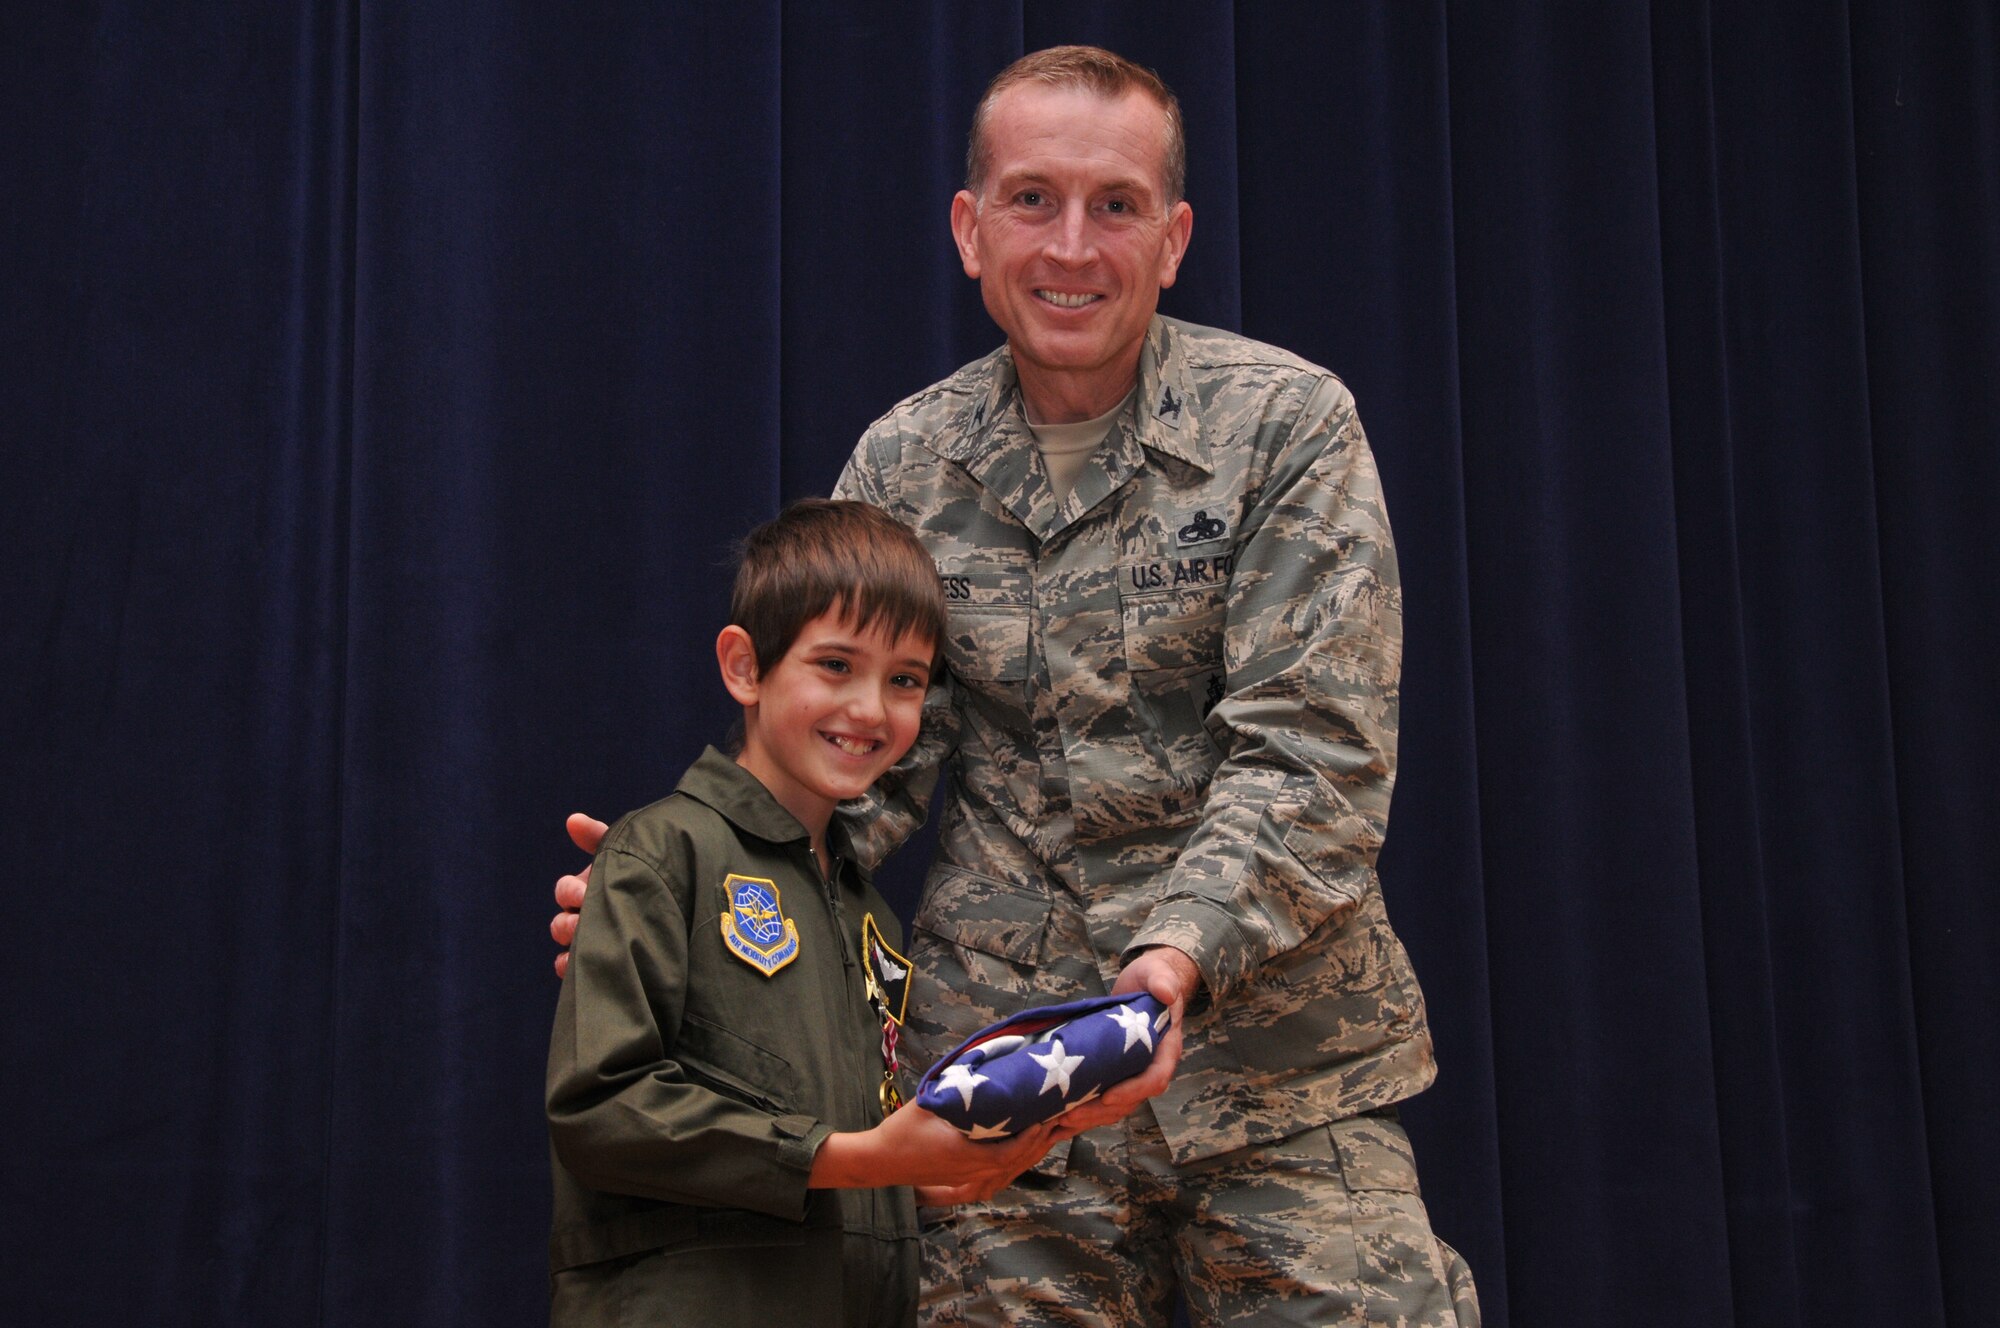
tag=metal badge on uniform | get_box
[720,874,799,976]
[861,913,910,1116]
[861,913,910,1026]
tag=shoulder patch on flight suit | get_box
[720,874,799,976]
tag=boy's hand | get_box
[550,813,608,978]
[811,1103,1060,1204]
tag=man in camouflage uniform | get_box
[556,44,1477,1328]
[834,46,1477,1327]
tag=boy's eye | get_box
[892,672,927,690]
[818,657,850,675]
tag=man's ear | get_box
[716,626,761,706]
[950,190,982,279]
[1156,199,1193,289]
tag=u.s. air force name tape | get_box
[915,992,1169,1138]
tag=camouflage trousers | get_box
[919,1110,1478,1327]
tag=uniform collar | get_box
[675,746,869,876]
[932,318,1213,541]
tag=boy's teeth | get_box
[829,735,875,756]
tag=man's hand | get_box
[551,813,608,978]
[1049,945,1202,1137]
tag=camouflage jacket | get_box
[833,316,1435,1165]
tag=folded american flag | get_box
[915,992,1170,1137]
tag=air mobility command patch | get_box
[720,874,799,976]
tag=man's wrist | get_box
[1124,944,1205,1007]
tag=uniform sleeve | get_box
[1125,377,1402,1001]
[829,433,961,869]
[546,841,832,1218]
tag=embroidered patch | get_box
[1175,509,1227,545]
[862,913,910,1027]
[862,913,910,1116]
[1187,669,1226,718]
[720,874,799,977]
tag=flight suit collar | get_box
[674,746,870,879]
[933,317,1213,542]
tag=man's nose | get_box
[1043,200,1095,265]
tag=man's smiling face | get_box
[950,84,1193,423]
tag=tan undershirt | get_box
[1026,390,1136,503]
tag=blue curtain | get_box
[4,2,1994,1324]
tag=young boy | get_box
[546,500,1055,1326]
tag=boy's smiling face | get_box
[721,608,935,837]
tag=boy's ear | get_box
[716,626,761,706]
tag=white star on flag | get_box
[1029,1038,1085,1097]
[967,1119,1015,1139]
[935,1063,989,1110]
[1110,1001,1157,1052]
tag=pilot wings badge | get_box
[721,874,799,976]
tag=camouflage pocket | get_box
[1279,773,1380,904]
[905,867,1053,1077]
[1330,1115,1420,1194]
[911,866,1051,962]
[1118,579,1225,675]
[942,604,1029,682]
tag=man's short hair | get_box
[965,45,1187,204]
[729,499,944,675]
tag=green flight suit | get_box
[547,747,919,1326]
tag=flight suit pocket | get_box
[675,1012,802,1113]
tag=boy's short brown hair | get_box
[729,499,944,675]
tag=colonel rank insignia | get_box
[721,874,799,976]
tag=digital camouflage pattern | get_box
[832,316,1437,1167]
[919,1113,1478,1326]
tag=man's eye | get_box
[1018,190,1046,207]
[1103,198,1129,213]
